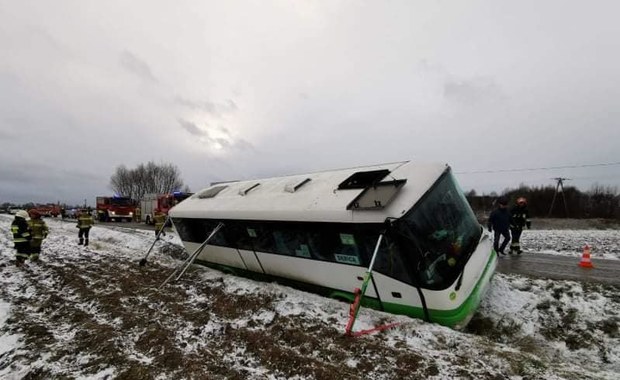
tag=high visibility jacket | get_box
[77,214,94,229]
[28,218,49,247]
[11,217,31,245]
[29,219,49,239]
[154,213,166,229]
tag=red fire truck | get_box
[96,196,136,222]
[140,192,192,224]
[30,204,61,217]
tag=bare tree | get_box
[110,161,187,200]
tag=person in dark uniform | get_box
[11,210,32,266]
[487,196,511,256]
[509,197,531,254]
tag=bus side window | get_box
[272,230,300,256]
[251,225,275,253]
[205,220,229,247]
[306,231,329,260]
[333,232,362,265]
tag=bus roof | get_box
[170,161,448,223]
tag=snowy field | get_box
[522,230,620,260]
[0,214,618,379]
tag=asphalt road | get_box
[58,218,157,232]
[496,252,620,286]
[94,220,157,231]
[86,219,620,286]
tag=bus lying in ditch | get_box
[169,161,496,329]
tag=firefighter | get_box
[77,209,95,246]
[134,206,141,223]
[28,209,49,262]
[510,197,531,254]
[11,210,31,266]
[153,211,166,237]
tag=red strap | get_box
[351,322,401,337]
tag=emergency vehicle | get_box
[140,192,192,224]
[96,196,135,222]
[30,204,61,217]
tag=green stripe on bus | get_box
[195,250,496,328]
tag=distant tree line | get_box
[466,183,620,219]
[110,161,189,201]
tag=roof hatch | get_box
[197,185,228,199]
[346,179,407,210]
[338,169,390,190]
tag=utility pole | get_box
[548,177,570,217]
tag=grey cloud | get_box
[214,137,230,148]
[174,96,238,117]
[177,118,255,152]
[0,130,15,139]
[0,162,99,184]
[226,99,238,111]
[119,50,158,82]
[233,138,255,151]
[443,77,505,106]
[178,118,207,136]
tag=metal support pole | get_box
[159,222,224,288]
[139,215,171,266]
[345,233,384,336]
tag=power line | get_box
[455,161,620,175]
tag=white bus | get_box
[169,161,496,329]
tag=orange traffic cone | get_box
[578,245,594,268]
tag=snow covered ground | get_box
[0,214,618,379]
[522,230,620,260]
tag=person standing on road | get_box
[28,210,49,262]
[153,211,166,237]
[134,205,141,223]
[11,210,32,266]
[509,197,531,254]
[77,209,94,246]
[487,196,511,256]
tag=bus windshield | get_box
[392,171,481,290]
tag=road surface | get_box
[496,252,620,286]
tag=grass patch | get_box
[465,315,522,342]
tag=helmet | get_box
[517,197,527,206]
[497,196,508,206]
[16,210,29,219]
[29,209,41,218]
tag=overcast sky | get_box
[1,0,619,205]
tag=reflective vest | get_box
[11,217,31,244]
[28,218,49,246]
[77,214,94,229]
[154,214,165,229]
